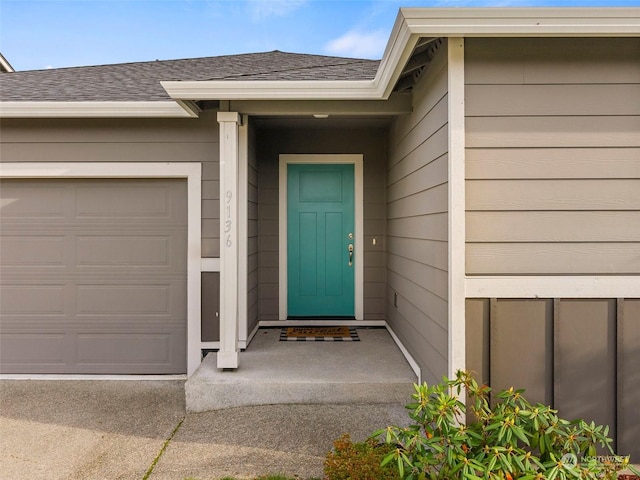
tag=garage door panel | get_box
[0,183,66,218]
[74,328,186,374]
[76,235,176,267]
[0,333,68,364]
[0,285,66,314]
[76,333,172,364]
[0,235,66,266]
[76,284,173,315]
[0,178,187,374]
[75,183,185,221]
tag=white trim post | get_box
[448,37,466,380]
[217,112,241,369]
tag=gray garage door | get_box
[0,178,187,374]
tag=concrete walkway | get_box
[1,381,411,479]
[0,380,185,480]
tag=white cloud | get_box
[324,29,388,59]
[247,0,307,21]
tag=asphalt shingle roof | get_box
[0,51,380,102]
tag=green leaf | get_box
[463,472,483,480]
[512,425,530,445]
[381,451,395,467]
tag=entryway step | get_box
[185,328,417,412]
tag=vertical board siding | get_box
[491,299,553,406]
[0,112,221,256]
[256,126,388,321]
[555,299,617,449]
[465,298,490,387]
[465,38,640,275]
[466,298,640,459]
[387,42,449,384]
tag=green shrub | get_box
[324,433,401,480]
[375,370,638,480]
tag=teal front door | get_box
[287,163,355,317]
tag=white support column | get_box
[447,37,466,380]
[238,115,249,344]
[217,112,241,369]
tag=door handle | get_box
[348,243,354,267]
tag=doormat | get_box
[280,326,360,342]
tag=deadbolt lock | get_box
[348,232,353,239]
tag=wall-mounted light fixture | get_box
[313,114,329,119]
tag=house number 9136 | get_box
[225,190,233,247]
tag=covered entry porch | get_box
[186,327,417,412]
[201,112,423,372]
[192,111,424,412]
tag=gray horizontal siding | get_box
[247,120,260,335]
[465,37,640,276]
[0,112,221,257]
[387,41,449,384]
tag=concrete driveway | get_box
[0,380,410,480]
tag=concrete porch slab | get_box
[186,327,418,412]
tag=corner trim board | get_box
[447,38,466,380]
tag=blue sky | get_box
[1,0,638,71]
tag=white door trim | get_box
[278,154,364,320]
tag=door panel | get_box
[288,164,354,317]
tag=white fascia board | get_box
[161,80,379,101]
[401,7,640,37]
[0,101,199,118]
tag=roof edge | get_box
[162,7,640,103]
[3,8,639,115]
[401,7,640,37]
[0,101,199,118]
